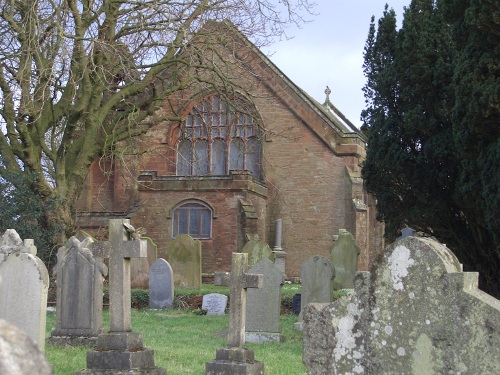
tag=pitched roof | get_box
[211,20,367,159]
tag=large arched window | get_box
[172,201,212,239]
[176,95,262,180]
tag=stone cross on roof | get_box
[90,219,147,332]
[215,252,263,348]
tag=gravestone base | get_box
[293,322,303,331]
[47,335,98,347]
[75,368,166,375]
[245,332,284,343]
[206,348,264,375]
[75,332,166,374]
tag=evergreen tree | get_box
[0,172,59,267]
[362,0,499,297]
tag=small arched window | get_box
[176,95,262,180]
[172,201,212,239]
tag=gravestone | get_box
[0,318,53,374]
[241,234,273,267]
[202,293,228,315]
[0,230,49,351]
[49,237,108,346]
[166,234,202,289]
[330,229,360,290]
[149,258,174,309]
[303,236,500,375]
[294,255,334,331]
[76,219,166,375]
[206,252,264,375]
[245,259,284,343]
[131,237,157,289]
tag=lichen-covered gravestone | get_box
[303,236,500,375]
[166,234,202,289]
[294,255,334,330]
[149,258,174,309]
[330,229,360,290]
[245,259,284,343]
[49,237,108,346]
[0,230,49,351]
[241,234,273,267]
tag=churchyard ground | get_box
[45,284,307,375]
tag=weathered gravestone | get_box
[303,236,500,375]
[294,255,334,330]
[0,230,49,351]
[1,316,53,374]
[149,258,174,309]
[166,234,202,289]
[131,236,157,289]
[49,237,108,346]
[206,252,264,375]
[245,259,284,343]
[75,219,166,375]
[241,234,273,267]
[0,274,52,375]
[202,293,228,315]
[77,229,157,289]
[330,229,360,290]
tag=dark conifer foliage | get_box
[361,0,499,297]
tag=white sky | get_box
[264,1,409,128]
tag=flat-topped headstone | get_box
[245,259,284,343]
[149,258,174,309]
[166,234,202,289]
[206,252,265,375]
[303,236,500,375]
[330,229,360,290]
[202,293,228,315]
[49,236,108,346]
[76,219,166,375]
[0,230,49,351]
[294,255,334,330]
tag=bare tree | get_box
[0,0,313,247]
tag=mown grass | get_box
[45,308,307,375]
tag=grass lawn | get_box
[45,285,306,374]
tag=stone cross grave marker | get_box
[206,252,265,375]
[77,219,166,374]
[89,220,146,332]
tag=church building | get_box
[76,22,384,281]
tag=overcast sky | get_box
[263,1,410,128]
